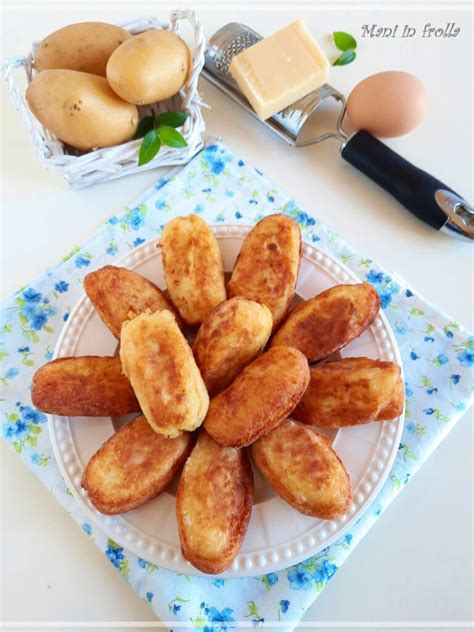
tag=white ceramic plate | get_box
[49,224,404,577]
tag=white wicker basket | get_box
[3,10,206,189]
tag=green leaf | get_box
[30,424,42,435]
[27,435,38,447]
[157,126,188,149]
[134,116,155,140]
[333,31,357,51]
[138,130,161,166]
[332,48,356,66]
[156,111,188,128]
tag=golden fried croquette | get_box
[250,419,352,519]
[83,265,178,339]
[193,297,272,396]
[228,214,301,331]
[159,215,226,326]
[293,357,404,427]
[271,283,380,362]
[119,309,209,438]
[204,345,310,447]
[82,415,193,514]
[176,431,253,574]
[31,356,140,416]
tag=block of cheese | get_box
[229,20,330,120]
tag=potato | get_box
[204,345,310,448]
[119,309,209,438]
[271,283,380,362]
[193,297,272,396]
[26,70,138,151]
[293,357,404,428]
[82,415,193,515]
[176,431,253,574]
[228,214,301,331]
[106,29,191,105]
[31,356,139,417]
[84,265,180,339]
[33,22,131,76]
[159,215,226,326]
[250,419,352,519]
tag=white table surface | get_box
[1,3,473,630]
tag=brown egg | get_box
[346,71,427,138]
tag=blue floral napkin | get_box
[1,141,473,630]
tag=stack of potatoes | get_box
[27,21,191,151]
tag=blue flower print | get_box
[238,159,245,167]
[107,215,119,225]
[267,195,275,203]
[106,244,118,255]
[212,579,225,588]
[18,346,30,353]
[235,210,243,219]
[313,559,337,583]
[138,558,148,569]
[201,144,231,176]
[287,563,313,590]
[155,177,168,189]
[3,419,28,440]
[279,599,289,613]
[266,572,278,586]
[5,368,18,379]
[344,534,353,545]
[423,408,434,415]
[172,603,181,614]
[20,405,47,425]
[75,255,91,268]
[156,199,166,210]
[206,606,236,630]
[457,348,474,367]
[106,543,124,569]
[146,592,153,604]
[410,351,419,360]
[435,353,449,366]
[194,204,204,213]
[128,208,144,230]
[405,383,413,397]
[405,289,413,297]
[133,237,145,247]
[82,523,92,535]
[54,281,69,293]
[22,288,42,303]
[63,312,69,322]
[365,269,399,308]
[366,270,384,284]
[450,374,461,385]
[261,572,279,589]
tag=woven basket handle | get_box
[2,55,51,157]
[170,9,206,114]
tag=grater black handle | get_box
[341,130,472,236]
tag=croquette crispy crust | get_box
[82,415,193,514]
[250,419,352,519]
[176,431,253,574]
[228,214,302,331]
[83,265,178,339]
[293,357,404,428]
[204,345,310,448]
[193,297,273,396]
[119,309,209,438]
[31,356,140,416]
[271,283,380,362]
[159,215,226,326]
